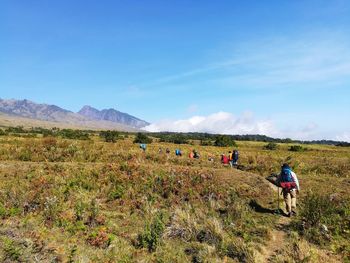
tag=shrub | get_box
[264,142,278,150]
[108,185,125,200]
[87,228,114,248]
[58,129,90,140]
[133,133,152,144]
[74,200,86,221]
[200,139,212,146]
[0,203,7,218]
[137,212,166,252]
[0,129,7,136]
[214,135,237,147]
[159,134,189,144]
[301,192,335,227]
[2,238,22,261]
[100,130,120,142]
[289,145,306,152]
[5,126,27,134]
[87,198,100,227]
[297,192,350,245]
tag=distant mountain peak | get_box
[0,98,149,130]
[78,105,149,128]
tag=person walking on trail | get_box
[221,154,229,165]
[232,149,239,166]
[277,163,300,217]
[140,144,146,152]
[175,149,182,156]
[193,150,200,159]
[228,151,233,167]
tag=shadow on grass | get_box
[249,199,281,215]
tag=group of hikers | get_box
[156,147,201,159]
[220,150,239,167]
[157,146,239,165]
[140,144,300,217]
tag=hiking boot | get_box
[286,212,291,218]
[291,210,297,216]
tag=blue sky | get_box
[1,0,350,140]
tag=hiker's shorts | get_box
[283,189,297,213]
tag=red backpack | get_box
[280,168,296,189]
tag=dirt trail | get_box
[255,183,291,262]
[256,215,290,262]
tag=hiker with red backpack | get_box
[221,154,229,165]
[277,163,300,217]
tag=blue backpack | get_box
[233,150,239,161]
[281,168,293,182]
[140,144,146,150]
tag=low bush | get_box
[159,134,189,144]
[214,135,237,147]
[100,130,120,142]
[133,132,152,144]
[137,212,166,252]
[289,145,306,152]
[108,185,125,200]
[87,228,114,248]
[0,129,7,136]
[200,139,212,146]
[2,238,22,261]
[296,192,350,246]
[58,129,90,140]
[264,142,278,150]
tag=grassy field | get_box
[0,132,349,262]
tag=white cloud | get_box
[143,111,278,136]
[336,132,350,142]
[142,112,335,141]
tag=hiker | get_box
[193,150,200,159]
[228,151,233,167]
[175,149,182,156]
[158,147,163,154]
[232,149,239,166]
[189,150,194,159]
[208,154,214,162]
[277,163,300,217]
[221,154,229,165]
[140,144,146,152]
[166,148,170,154]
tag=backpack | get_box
[229,153,233,160]
[140,144,146,150]
[233,150,239,160]
[280,168,296,189]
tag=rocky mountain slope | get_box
[0,99,148,130]
[78,105,149,128]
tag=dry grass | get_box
[0,132,349,262]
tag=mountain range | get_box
[0,98,149,130]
